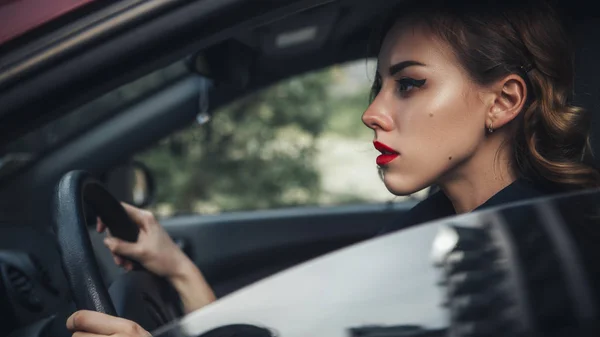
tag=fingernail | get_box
[104,238,114,246]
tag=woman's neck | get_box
[438,136,517,214]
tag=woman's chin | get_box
[382,171,424,196]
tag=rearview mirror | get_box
[105,161,155,208]
[188,40,253,90]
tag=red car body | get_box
[0,0,94,45]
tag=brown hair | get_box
[372,0,600,191]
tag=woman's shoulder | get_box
[477,178,559,210]
[378,178,556,236]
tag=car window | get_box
[136,60,429,216]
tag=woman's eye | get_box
[396,78,426,94]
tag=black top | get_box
[379,179,558,235]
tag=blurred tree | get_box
[137,68,336,214]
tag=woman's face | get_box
[362,22,491,195]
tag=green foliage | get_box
[324,91,372,138]
[137,65,370,214]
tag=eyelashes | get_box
[370,76,426,100]
[396,78,426,93]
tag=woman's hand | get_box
[67,310,149,337]
[98,202,216,313]
[98,203,187,278]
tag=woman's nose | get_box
[362,97,394,131]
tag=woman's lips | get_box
[373,141,399,166]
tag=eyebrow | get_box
[388,60,426,76]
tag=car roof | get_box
[0,0,396,146]
[0,0,596,148]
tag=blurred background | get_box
[133,59,427,216]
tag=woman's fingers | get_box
[121,202,145,225]
[67,310,149,336]
[113,254,135,270]
[113,255,124,266]
[72,333,105,337]
[97,218,113,240]
[96,217,106,233]
[104,237,143,260]
[121,202,155,230]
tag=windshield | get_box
[0,61,189,177]
[149,189,600,337]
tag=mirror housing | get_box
[105,161,155,208]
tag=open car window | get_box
[135,59,429,217]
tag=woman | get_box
[66,0,600,335]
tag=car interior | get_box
[1,0,600,336]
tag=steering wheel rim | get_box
[52,170,178,328]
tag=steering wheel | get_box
[52,170,179,331]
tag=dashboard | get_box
[0,224,71,336]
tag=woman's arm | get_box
[168,257,216,313]
[99,203,216,313]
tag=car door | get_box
[124,60,428,297]
[149,188,600,337]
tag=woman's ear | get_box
[487,74,528,130]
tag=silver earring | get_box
[488,121,494,133]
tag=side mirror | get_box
[105,161,155,208]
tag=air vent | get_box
[30,256,59,295]
[6,266,42,311]
[434,224,525,337]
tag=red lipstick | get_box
[373,141,399,166]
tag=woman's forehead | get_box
[377,22,454,74]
